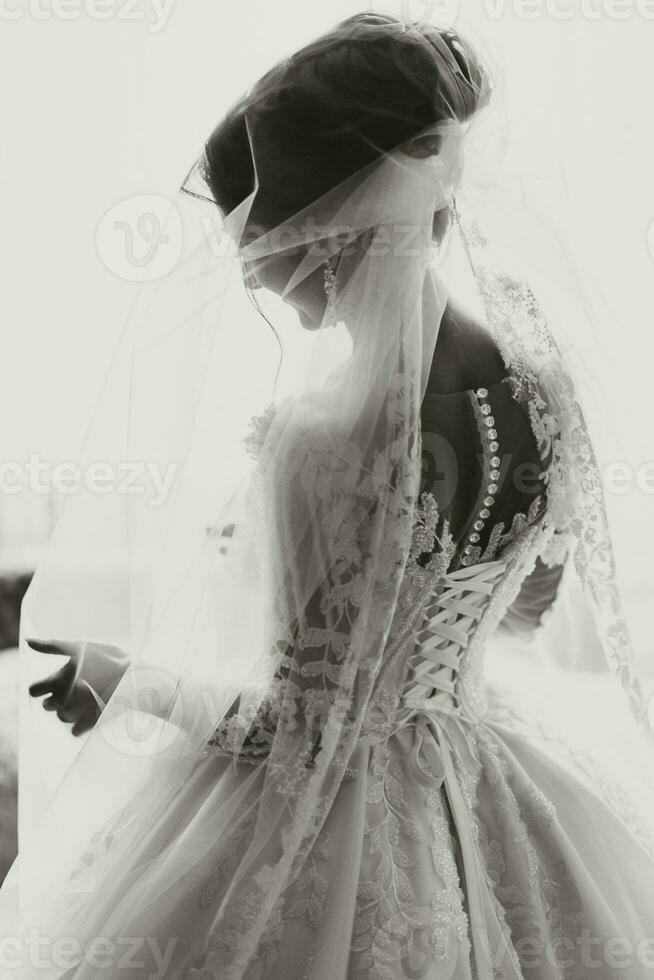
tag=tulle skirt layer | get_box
[3,663,654,980]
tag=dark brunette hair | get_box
[202,13,491,229]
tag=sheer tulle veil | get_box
[1,10,652,975]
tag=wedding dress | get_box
[3,17,654,979]
[12,331,652,980]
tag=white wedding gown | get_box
[5,357,654,980]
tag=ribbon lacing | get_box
[363,558,524,979]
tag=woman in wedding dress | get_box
[3,11,654,980]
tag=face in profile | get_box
[241,240,329,330]
[241,203,454,331]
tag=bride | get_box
[3,11,654,980]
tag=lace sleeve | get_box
[208,395,417,768]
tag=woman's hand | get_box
[27,638,130,737]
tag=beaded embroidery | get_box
[461,386,501,567]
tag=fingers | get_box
[26,640,108,737]
[26,638,81,659]
[29,677,57,698]
[56,707,77,723]
[29,661,75,700]
[33,677,100,733]
[71,717,96,737]
[62,703,99,736]
[38,696,98,732]
[29,673,67,699]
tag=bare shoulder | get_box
[427,299,507,395]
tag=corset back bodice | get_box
[208,355,563,766]
[399,559,508,724]
[365,362,561,739]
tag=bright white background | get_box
[1,0,653,660]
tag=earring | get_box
[322,258,338,299]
